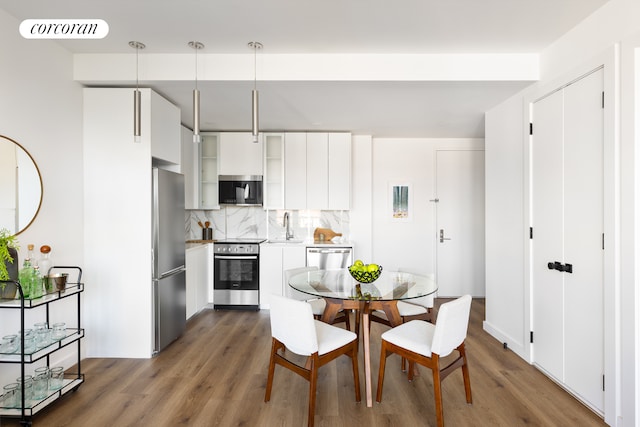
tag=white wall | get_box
[618,33,640,427]
[0,9,84,383]
[349,135,373,262]
[541,0,640,81]
[371,138,483,273]
[483,93,529,359]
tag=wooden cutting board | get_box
[313,227,342,242]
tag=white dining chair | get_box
[265,294,361,427]
[376,295,473,427]
[284,267,350,329]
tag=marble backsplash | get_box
[186,207,350,242]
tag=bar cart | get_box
[0,266,84,426]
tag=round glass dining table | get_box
[289,268,438,407]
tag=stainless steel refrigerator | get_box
[152,167,186,354]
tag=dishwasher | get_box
[306,246,353,270]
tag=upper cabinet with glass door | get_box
[263,133,284,210]
[199,132,219,209]
[0,135,43,235]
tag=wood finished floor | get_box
[1,299,606,427]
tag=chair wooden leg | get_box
[458,343,473,404]
[265,338,280,402]
[375,342,389,402]
[432,354,444,427]
[345,310,351,331]
[350,342,361,402]
[407,360,417,382]
[308,356,318,427]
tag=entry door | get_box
[435,150,485,297]
[531,68,604,411]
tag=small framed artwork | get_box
[390,182,411,221]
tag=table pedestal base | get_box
[322,298,402,407]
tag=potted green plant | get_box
[0,228,19,299]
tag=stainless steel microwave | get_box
[218,175,263,206]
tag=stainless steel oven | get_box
[213,239,264,310]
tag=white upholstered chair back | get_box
[398,267,435,308]
[430,295,472,357]
[269,294,318,356]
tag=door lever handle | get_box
[547,261,573,273]
[439,229,451,243]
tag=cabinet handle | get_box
[439,229,451,243]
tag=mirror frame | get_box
[0,134,43,236]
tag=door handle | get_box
[439,229,451,243]
[547,261,573,273]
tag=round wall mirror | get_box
[0,135,43,236]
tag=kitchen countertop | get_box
[186,240,215,250]
[261,239,353,247]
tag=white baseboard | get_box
[482,320,529,363]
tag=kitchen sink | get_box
[266,238,304,244]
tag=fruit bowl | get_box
[348,265,383,283]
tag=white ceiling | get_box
[0,0,609,137]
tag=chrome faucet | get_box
[283,212,294,240]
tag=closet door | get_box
[531,89,565,380]
[531,68,604,412]
[563,69,604,409]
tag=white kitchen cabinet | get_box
[181,125,199,209]
[219,132,264,176]
[199,133,219,209]
[284,133,307,210]
[306,133,329,208]
[186,243,213,319]
[259,244,305,309]
[263,133,285,209]
[283,132,351,210]
[328,132,351,210]
[150,91,181,164]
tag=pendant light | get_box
[129,41,145,143]
[248,41,262,143]
[189,41,204,143]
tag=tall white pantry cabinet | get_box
[530,68,604,413]
[83,88,181,358]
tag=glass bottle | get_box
[18,244,35,299]
[31,265,42,299]
[38,245,52,277]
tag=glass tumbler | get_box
[52,322,66,341]
[32,372,49,400]
[33,322,47,331]
[2,383,19,408]
[35,328,52,349]
[49,366,64,390]
[23,334,36,353]
[16,374,33,404]
[1,334,19,353]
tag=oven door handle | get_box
[214,255,259,260]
